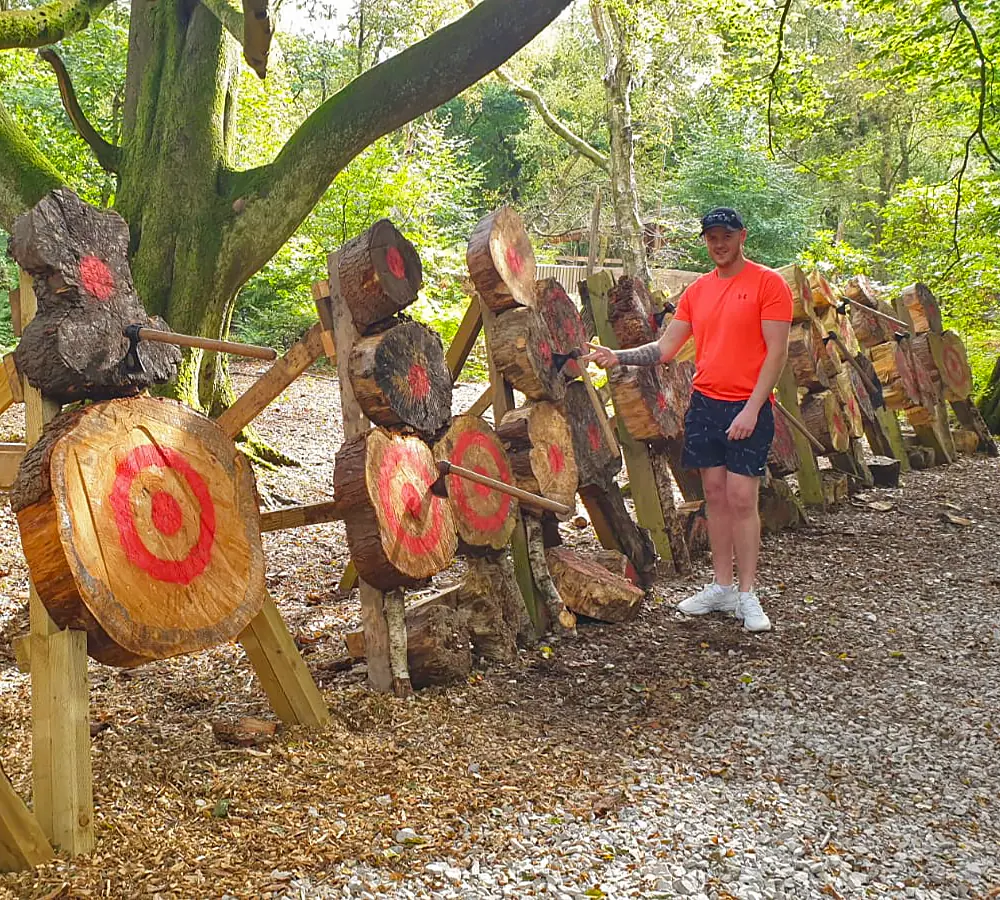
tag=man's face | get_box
[703,227,746,267]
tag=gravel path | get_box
[1,367,998,900]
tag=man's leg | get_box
[726,472,761,592]
[701,465,734,588]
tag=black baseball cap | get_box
[700,207,744,234]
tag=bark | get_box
[0,0,113,49]
[977,356,1000,435]
[590,0,650,284]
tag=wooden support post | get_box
[18,271,94,856]
[1,768,53,872]
[446,301,483,380]
[326,251,411,696]
[0,442,26,490]
[775,364,825,507]
[875,406,911,473]
[587,271,676,568]
[480,297,545,635]
[237,596,329,726]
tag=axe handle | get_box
[774,400,827,455]
[437,460,573,516]
[580,365,619,456]
[826,331,880,398]
[135,327,278,361]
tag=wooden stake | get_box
[465,386,492,417]
[0,769,53,872]
[775,364,825,507]
[446,301,483,380]
[260,500,344,532]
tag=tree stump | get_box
[562,379,621,489]
[403,601,472,689]
[457,553,526,662]
[348,320,452,436]
[483,306,565,401]
[677,499,709,554]
[608,275,655,349]
[609,364,682,441]
[536,278,589,379]
[787,323,828,391]
[821,471,849,506]
[545,547,644,624]
[760,476,806,533]
[496,402,578,513]
[333,429,457,591]
[778,264,814,323]
[799,390,850,454]
[767,403,801,476]
[869,456,901,487]
[336,219,423,331]
[10,188,180,402]
[432,415,518,553]
[10,396,265,667]
[898,283,942,335]
[467,206,537,312]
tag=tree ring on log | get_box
[10,397,265,667]
[348,320,453,436]
[937,331,973,401]
[483,306,565,401]
[496,401,578,515]
[334,429,457,590]
[433,415,517,552]
[10,189,181,402]
[337,219,423,332]
[466,206,537,312]
[537,278,588,379]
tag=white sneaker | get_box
[736,591,771,632]
[677,582,737,616]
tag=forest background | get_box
[2,0,998,396]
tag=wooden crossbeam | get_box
[446,301,483,380]
[0,443,26,490]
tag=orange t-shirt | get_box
[674,260,793,401]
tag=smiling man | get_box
[582,207,792,632]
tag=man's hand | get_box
[726,405,759,441]
[580,342,619,369]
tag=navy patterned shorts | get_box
[682,390,774,477]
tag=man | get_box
[582,207,792,632]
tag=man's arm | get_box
[582,318,693,369]
[725,319,791,440]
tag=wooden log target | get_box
[609,364,684,441]
[787,323,828,392]
[484,306,565,401]
[536,278,589,379]
[334,429,457,591]
[348,320,453,436]
[799,390,850,454]
[870,341,922,410]
[563,379,622,489]
[10,397,265,667]
[432,415,517,553]
[496,402,578,515]
[467,206,537,312]
[337,219,423,332]
[833,370,865,440]
[767,404,801,477]
[778,265,814,323]
[899,283,942,335]
[10,189,181,402]
[607,276,655,349]
[931,331,974,401]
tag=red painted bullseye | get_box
[505,245,524,277]
[656,392,668,412]
[110,445,216,585]
[548,443,565,475]
[79,255,114,300]
[588,423,602,452]
[408,363,431,400]
[943,345,965,387]
[539,340,552,366]
[386,246,406,280]
[151,491,183,536]
[449,430,512,533]
[376,443,444,557]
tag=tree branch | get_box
[766,0,794,157]
[198,0,272,79]
[0,0,112,49]
[950,0,1000,169]
[494,66,609,171]
[0,98,64,229]
[38,48,120,173]
[218,0,574,292]
[199,0,244,47]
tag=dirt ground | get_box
[1,363,998,899]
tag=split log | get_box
[950,399,998,456]
[677,500,709,554]
[496,402,578,513]
[609,364,684,441]
[607,276,655,349]
[870,341,922,410]
[812,321,843,381]
[787,323,828,391]
[807,270,837,313]
[10,188,180,402]
[778,265,814,323]
[545,546,645,624]
[869,456,901,487]
[336,219,422,331]
[833,370,865,439]
[930,331,974,401]
[898,283,942,335]
[333,429,457,591]
[10,396,265,667]
[466,206,537,312]
[799,390,850,454]
[767,402,801,476]
[483,306,565,401]
[952,429,980,455]
[536,278,589,379]
[432,415,517,553]
[821,471,849,506]
[578,484,657,587]
[760,476,806,532]
[348,320,452,436]
[563,379,622,489]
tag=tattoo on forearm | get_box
[615,342,662,367]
